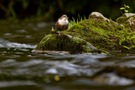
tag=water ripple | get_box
[0,38,35,48]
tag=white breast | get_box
[58,18,68,25]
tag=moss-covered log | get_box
[35,12,135,54]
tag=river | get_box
[0,20,135,90]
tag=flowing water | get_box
[0,20,135,90]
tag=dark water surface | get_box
[0,20,135,90]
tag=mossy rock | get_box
[35,34,99,54]
[35,12,135,54]
[116,13,135,32]
[64,12,135,53]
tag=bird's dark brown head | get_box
[60,14,68,19]
[55,14,69,31]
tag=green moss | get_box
[64,19,118,52]
[64,15,135,53]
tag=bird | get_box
[53,14,69,33]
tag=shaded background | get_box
[0,0,135,21]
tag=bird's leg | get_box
[51,27,57,33]
[58,31,61,36]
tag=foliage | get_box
[0,0,135,20]
[120,4,130,13]
[69,14,86,28]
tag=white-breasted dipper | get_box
[55,14,69,31]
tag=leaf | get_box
[120,7,125,10]
[123,45,130,50]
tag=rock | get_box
[35,33,100,54]
[89,12,110,22]
[117,13,135,32]
[124,13,135,17]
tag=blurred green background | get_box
[0,0,135,21]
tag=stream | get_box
[0,20,135,90]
